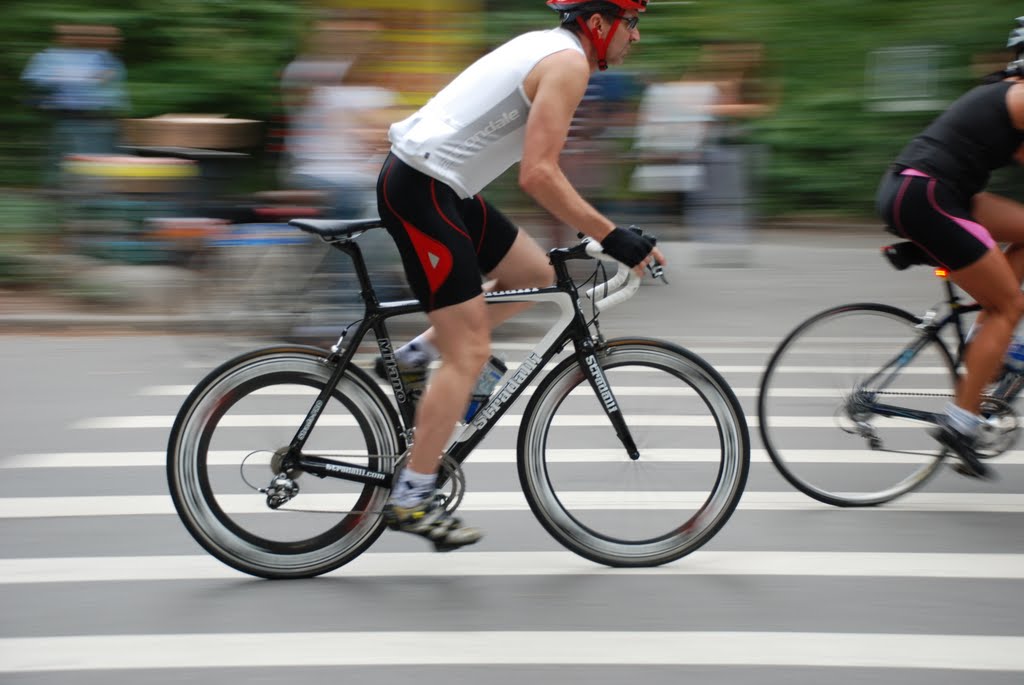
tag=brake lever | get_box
[647,259,668,284]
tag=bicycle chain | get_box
[870,390,956,399]
[870,390,1014,404]
[856,390,1019,458]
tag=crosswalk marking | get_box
[2,631,1023,671]
[5,491,1024,518]
[4,551,1024,583]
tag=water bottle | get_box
[463,356,507,422]
[1007,336,1024,371]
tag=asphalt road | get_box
[3,231,1024,683]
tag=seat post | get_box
[332,238,380,309]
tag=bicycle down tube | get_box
[856,308,975,426]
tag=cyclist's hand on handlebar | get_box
[600,226,667,277]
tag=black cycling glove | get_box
[600,226,655,267]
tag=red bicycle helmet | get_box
[547,0,647,11]
[547,0,647,70]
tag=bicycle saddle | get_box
[289,218,385,238]
[882,241,940,270]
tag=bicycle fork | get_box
[577,342,640,459]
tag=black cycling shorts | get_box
[876,167,995,271]
[376,153,519,311]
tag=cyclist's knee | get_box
[987,290,1024,327]
[1011,292,1024,325]
[445,337,491,378]
[434,316,490,376]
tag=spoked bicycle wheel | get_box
[758,304,957,507]
[517,338,750,567]
[167,346,404,579]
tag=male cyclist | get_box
[376,0,664,550]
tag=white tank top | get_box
[388,28,585,199]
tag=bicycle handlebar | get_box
[582,239,643,312]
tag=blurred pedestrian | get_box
[21,24,128,186]
[280,18,409,306]
[281,19,398,220]
[636,40,778,260]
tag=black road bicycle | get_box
[167,218,750,578]
[758,240,1021,507]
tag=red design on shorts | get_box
[402,219,452,294]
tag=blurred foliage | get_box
[3,1,1024,218]
[490,0,1024,217]
[1,0,305,188]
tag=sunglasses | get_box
[621,14,640,30]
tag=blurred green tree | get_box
[487,0,1024,218]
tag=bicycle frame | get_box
[855,276,988,426]
[279,231,638,488]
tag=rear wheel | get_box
[758,304,956,507]
[167,346,403,578]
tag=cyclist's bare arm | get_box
[519,50,664,271]
[1008,82,1024,164]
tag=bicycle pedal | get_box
[381,504,401,530]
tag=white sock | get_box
[944,402,983,438]
[396,335,439,368]
[391,467,437,507]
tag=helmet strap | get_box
[576,13,622,71]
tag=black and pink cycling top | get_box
[892,80,1024,201]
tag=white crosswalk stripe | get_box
[4,631,1024,672]
[4,551,1024,583]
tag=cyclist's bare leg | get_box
[405,295,492,475]
[963,193,1024,384]
[949,248,1024,413]
[482,227,556,325]
[973,192,1024,279]
[973,192,1024,242]
[397,229,555,351]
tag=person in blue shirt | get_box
[22,24,128,184]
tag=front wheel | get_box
[167,346,404,579]
[517,338,750,567]
[758,304,956,507]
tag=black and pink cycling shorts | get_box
[876,167,995,271]
[375,153,519,311]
